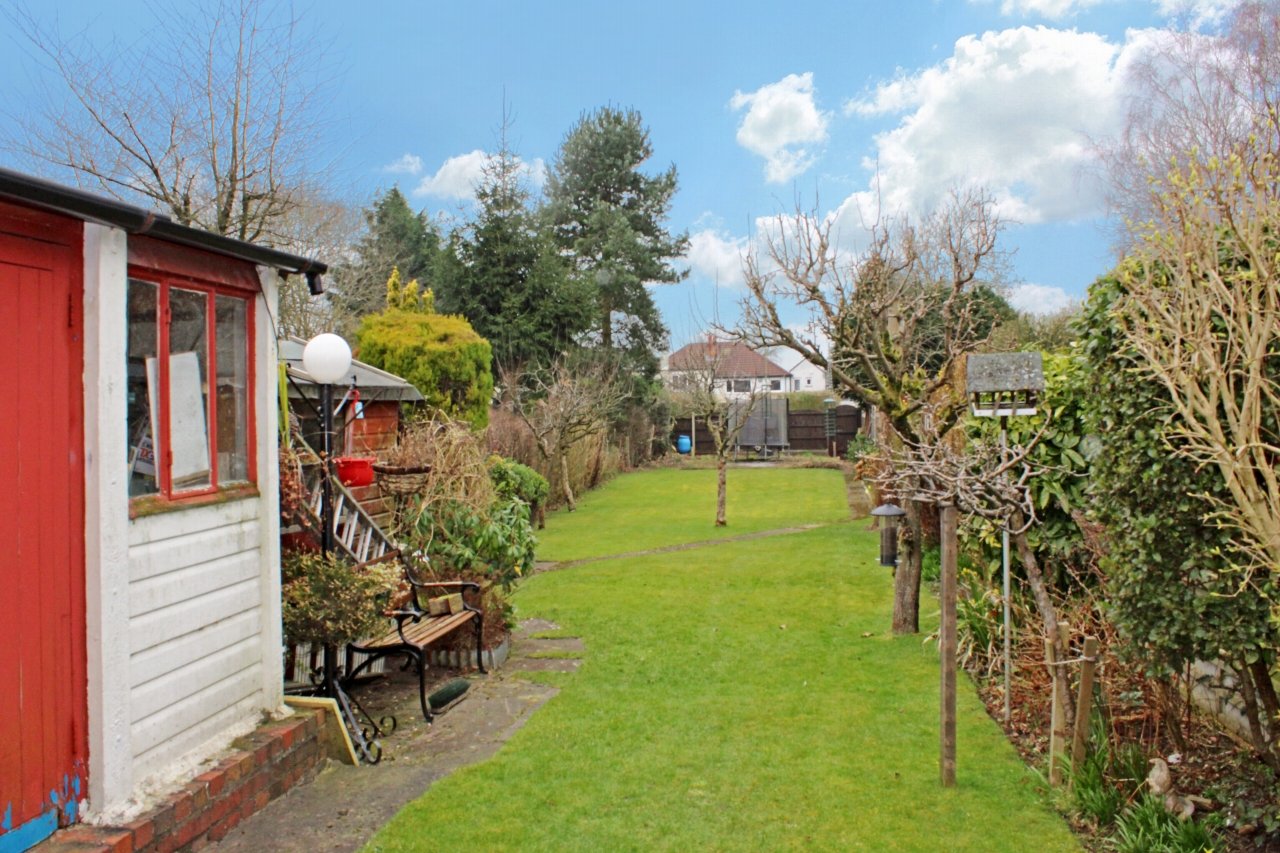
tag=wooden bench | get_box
[346,574,485,724]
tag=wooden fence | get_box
[672,404,863,458]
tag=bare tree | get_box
[273,191,365,338]
[3,0,339,245]
[875,408,1073,681]
[1098,2,1280,238]
[513,359,628,511]
[667,340,763,526]
[736,188,1009,633]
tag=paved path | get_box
[209,622,580,853]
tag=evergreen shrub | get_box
[356,272,494,429]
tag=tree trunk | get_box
[560,452,576,511]
[533,501,545,530]
[1154,679,1188,753]
[716,457,728,526]
[892,500,923,634]
[1011,513,1075,726]
[1250,659,1280,738]
[1236,659,1280,772]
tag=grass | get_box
[365,471,1080,853]
[534,467,851,562]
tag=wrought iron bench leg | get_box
[474,612,486,674]
[417,646,435,724]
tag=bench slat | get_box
[367,610,475,650]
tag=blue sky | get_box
[1,0,1225,347]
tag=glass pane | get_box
[126,280,159,497]
[215,295,250,483]
[168,288,211,491]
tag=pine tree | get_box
[544,106,689,368]
[331,188,441,324]
[435,120,593,378]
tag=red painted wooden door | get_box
[0,205,87,852]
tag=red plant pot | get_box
[334,456,377,488]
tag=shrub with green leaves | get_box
[410,497,536,592]
[1111,794,1218,853]
[487,455,549,508]
[281,550,397,646]
[1078,273,1276,677]
[355,274,494,429]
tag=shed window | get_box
[127,277,254,499]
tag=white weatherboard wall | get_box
[127,500,266,779]
[84,234,285,815]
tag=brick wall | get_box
[34,709,327,853]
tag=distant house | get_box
[665,339,791,396]
[774,349,828,392]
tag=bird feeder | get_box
[965,351,1046,728]
[966,352,1044,419]
[871,503,906,567]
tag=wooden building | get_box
[0,168,327,849]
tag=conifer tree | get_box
[435,118,593,378]
[332,187,442,323]
[544,106,688,368]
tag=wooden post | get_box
[940,505,958,787]
[1047,624,1071,786]
[691,416,697,458]
[1070,637,1099,783]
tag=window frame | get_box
[127,265,258,507]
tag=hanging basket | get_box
[372,463,432,497]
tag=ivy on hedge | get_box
[1079,272,1276,676]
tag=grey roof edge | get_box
[282,336,425,402]
[0,168,328,293]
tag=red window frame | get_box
[127,267,258,504]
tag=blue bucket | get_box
[676,435,692,454]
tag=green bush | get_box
[281,550,397,646]
[488,455,549,507]
[845,433,876,463]
[1078,272,1277,677]
[355,275,494,429]
[410,497,537,592]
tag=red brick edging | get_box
[34,709,328,853]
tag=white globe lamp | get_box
[302,333,352,385]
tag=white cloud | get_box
[412,151,547,202]
[840,26,1156,227]
[1152,0,1240,27]
[1009,282,1074,314]
[381,153,423,175]
[730,73,831,183]
[686,229,749,287]
[414,150,487,200]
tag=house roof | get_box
[280,337,425,403]
[668,341,790,378]
[0,167,328,294]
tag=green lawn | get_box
[365,472,1079,853]
[534,467,851,561]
